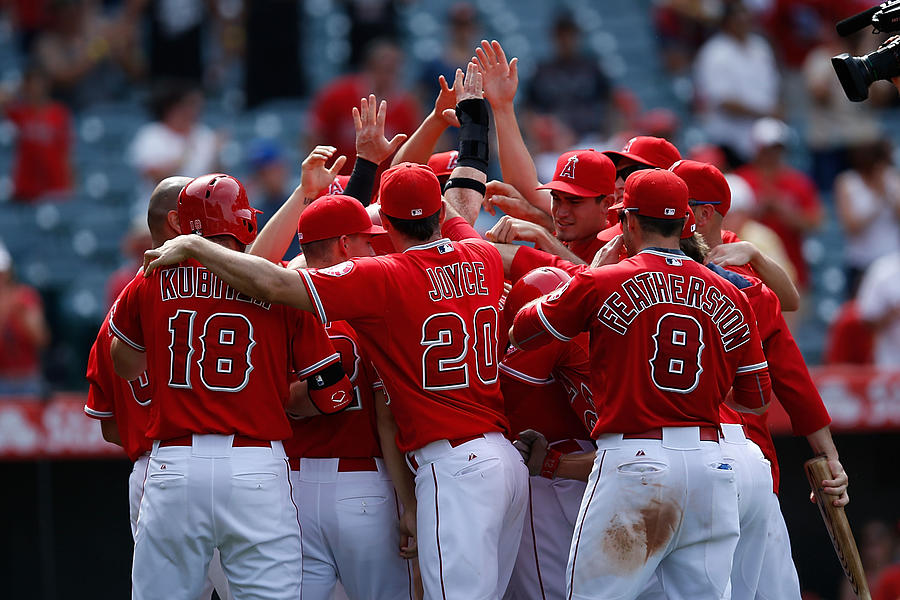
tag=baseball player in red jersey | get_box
[85,176,234,600]
[500,267,596,600]
[142,65,530,600]
[109,173,354,600]
[671,159,848,599]
[511,169,772,599]
[284,194,415,600]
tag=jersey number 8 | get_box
[649,313,704,393]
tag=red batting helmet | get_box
[178,174,260,246]
[504,267,571,325]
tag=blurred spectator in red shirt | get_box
[3,65,73,202]
[34,0,143,109]
[0,241,49,397]
[823,300,874,365]
[835,139,900,296]
[524,13,612,140]
[736,118,823,289]
[307,39,420,174]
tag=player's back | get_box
[553,249,766,435]
[301,237,509,452]
[112,259,333,442]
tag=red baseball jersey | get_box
[84,310,153,462]
[500,332,596,440]
[720,279,831,492]
[284,320,383,459]
[514,248,771,436]
[561,235,605,265]
[298,237,510,453]
[510,245,586,284]
[110,260,341,441]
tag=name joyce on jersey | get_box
[596,270,751,352]
[159,265,272,310]
[425,260,489,301]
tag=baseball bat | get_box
[804,456,871,600]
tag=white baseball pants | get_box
[131,435,301,600]
[290,457,413,600]
[505,441,594,600]
[567,428,740,600]
[409,432,529,600]
[755,494,802,600]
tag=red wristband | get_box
[540,449,562,479]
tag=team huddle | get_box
[84,41,849,600]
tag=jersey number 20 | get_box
[420,307,499,390]
[168,310,255,392]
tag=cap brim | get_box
[536,180,612,197]
[608,201,625,212]
[359,224,387,236]
[603,151,657,168]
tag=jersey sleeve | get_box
[512,269,599,350]
[510,245,586,283]
[730,296,772,412]
[297,257,387,324]
[108,275,146,352]
[289,310,342,378]
[441,216,481,241]
[84,326,115,420]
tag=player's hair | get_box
[383,211,441,241]
[620,211,685,238]
[300,237,340,264]
[680,233,710,263]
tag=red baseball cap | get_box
[609,169,688,219]
[604,136,682,169]
[427,150,459,178]
[297,194,387,244]
[536,149,616,197]
[379,162,443,220]
[669,159,731,217]
[317,175,351,198]
[681,207,696,239]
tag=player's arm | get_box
[248,146,346,262]
[144,235,315,312]
[391,73,460,167]
[806,426,849,506]
[707,241,800,311]
[483,180,555,231]
[100,420,123,446]
[442,62,490,226]
[487,216,586,265]
[726,316,772,415]
[513,430,594,482]
[286,366,354,417]
[110,336,147,381]
[375,390,418,558]
[475,39,552,215]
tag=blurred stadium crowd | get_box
[0,0,897,400]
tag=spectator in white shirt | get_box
[693,0,780,166]
[857,247,900,369]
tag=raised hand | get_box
[484,180,531,217]
[474,39,519,107]
[455,60,484,104]
[591,234,625,268]
[434,74,461,127]
[486,215,550,245]
[300,146,347,199]
[353,94,409,164]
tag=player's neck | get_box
[635,234,680,253]
[391,232,443,253]
[702,227,724,249]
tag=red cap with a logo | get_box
[317,175,351,199]
[298,194,387,244]
[536,149,616,197]
[427,150,459,178]
[669,159,731,217]
[609,169,688,219]
[379,162,443,220]
[604,136,682,169]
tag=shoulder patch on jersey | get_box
[318,260,355,277]
[437,242,454,254]
[665,257,682,266]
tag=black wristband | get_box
[456,98,490,174]
[443,177,486,197]
[343,157,378,207]
[305,361,346,390]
